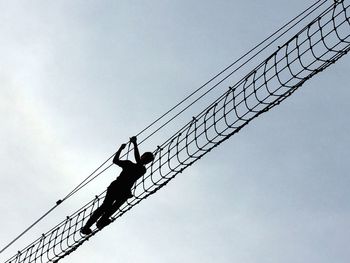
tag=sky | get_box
[0,0,350,262]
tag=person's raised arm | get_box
[113,143,127,166]
[130,136,141,164]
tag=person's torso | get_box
[115,161,146,190]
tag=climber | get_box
[81,136,154,235]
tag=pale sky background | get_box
[1,0,350,262]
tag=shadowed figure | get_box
[81,136,154,235]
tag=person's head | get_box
[140,152,155,165]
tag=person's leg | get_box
[96,194,129,229]
[83,204,105,229]
[81,189,115,234]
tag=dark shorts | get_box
[107,180,133,199]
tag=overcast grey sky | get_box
[1,0,350,262]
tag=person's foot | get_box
[96,218,112,229]
[80,226,92,235]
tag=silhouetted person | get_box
[81,136,154,235]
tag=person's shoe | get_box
[96,218,112,230]
[80,226,92,235]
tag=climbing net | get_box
[5,0,350,262]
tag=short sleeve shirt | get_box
[114,160,146,190]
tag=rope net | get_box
[5,1,350,262]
